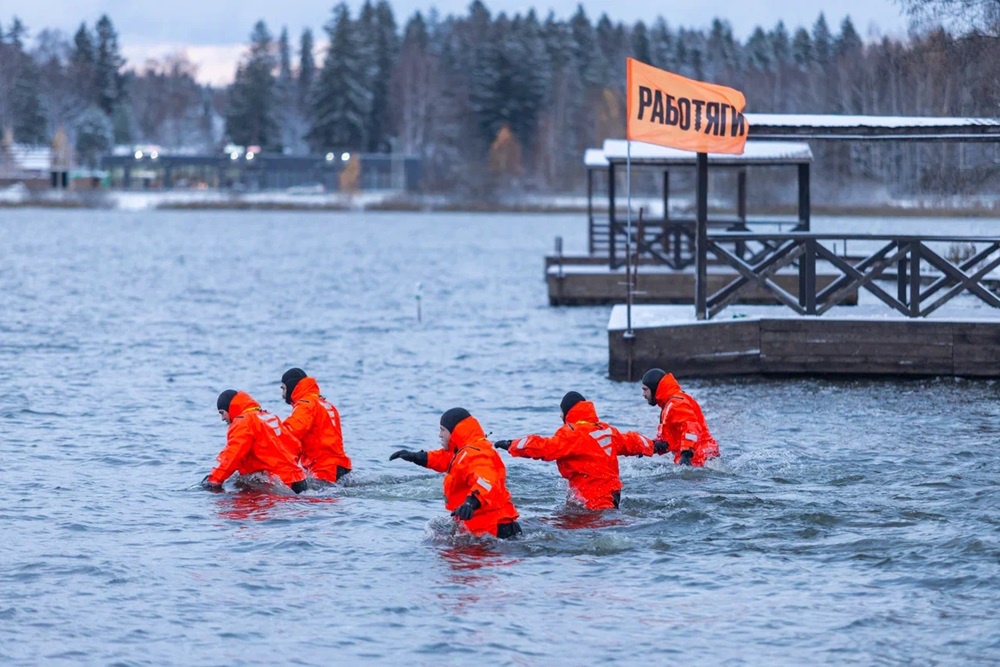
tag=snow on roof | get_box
[746,113,1000,129]
[745,114,1000,140]
[584,148,609,167]
[4,144,51,171]
[597,139,813,165]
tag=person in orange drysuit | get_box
[279,368,352,483]
[201,389,307,493]
[493,391,654,510]
[389,408,522,539]
[641,368,720,466]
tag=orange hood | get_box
[227,391,260,420]
[449,415,489,451]
[565,400,599,424]
[291,376,320,403]
[655,373,683,406]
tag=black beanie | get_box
[440,407,471,433]
[281,367,307,404]
[217,389,238,413]
[641,368,666,394]
[560,391,586,419]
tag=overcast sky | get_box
[3,0,913,85]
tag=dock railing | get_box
[697,232,1000,319]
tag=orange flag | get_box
[626,58,748,155]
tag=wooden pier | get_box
[593,114,1000,379]
[608,306,1000,380]
[547,258,857,306]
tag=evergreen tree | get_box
[0,17,47,143]
[95,15,125,116]
[569,6,602,88]
[631,21,651,64]
[7,17,25,48]
[812,13,832,65]
[298,28,315,114]
[770,21,795,111]
[275,27,298,151]
[504,11,548,146]
[835,17,863,58]
[71,23,97,106]
[225,20,279,150]
[792,27,813,68]
[649,18,676,71]
[771,21,791,67]
[308,3,369,152]
[361,0,399,151]
[747,27,773,71]
[278,27,294,92]
[374,1,400,151]
[706,18,740,78]
[594,14,619,84]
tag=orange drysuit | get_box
[208,391,306,489]
[653,373,720,466]
[508,400,654,509]
[281,377,352,482]
[425,415,520,537]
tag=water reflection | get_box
[540,507,627,531]
[215,489,339,522]
[438,542,518,572]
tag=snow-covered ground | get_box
[1,183,997,214]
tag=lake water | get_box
[2,209,999,665]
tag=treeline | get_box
[0,2,998,196]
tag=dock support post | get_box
[696,152,708,320]
[797,163,811,232]
[801,238,817,314]
[608,162,617,268]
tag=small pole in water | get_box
[415,282,423,323]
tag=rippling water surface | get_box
[2,209,999,665]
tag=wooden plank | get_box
[762,341,953,360]
[609,316,1000,379]
[550,272,857,306]
[609,321,761,380]
[760,328,956,345]
[762,359,954,375]
[760,319,954,335]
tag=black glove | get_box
[200,475,223,493]
[494,439,512,450]
[679,449,694,466]
[653,440,670,455]
[389,450,428,467]
[290,480,308,494]
[451,493,481,520]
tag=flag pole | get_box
[626,138,633,336]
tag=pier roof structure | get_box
[592,140,813,166]
[744,114,1000,141]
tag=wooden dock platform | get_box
[607,305,1000,380]
[547,257,858,307]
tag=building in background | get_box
[100,146,422,193]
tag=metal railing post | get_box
[801,238,817,314]
[695,152,708,320]
[898,242,908,306]
[608,162,617,269]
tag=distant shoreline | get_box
[1,189,998,218]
